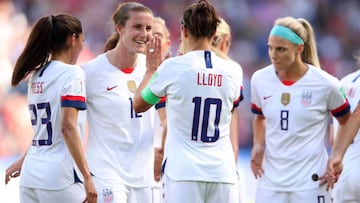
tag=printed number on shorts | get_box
[191,97,221,142]
[29,102,53,146]
[280,110,289,130]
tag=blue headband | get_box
[270,25,304,45]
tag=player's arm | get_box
[61,107,97,202]
[325,108,351,189]
[250,114,266,179]
[154,107,167,181]
[5,151,27,184]
[134,36,162,113]
[230,109,239,163]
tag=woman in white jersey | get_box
[134,0,243,202]
[149,16,171,203]
[81,2,158,203]
[4,13,97,203]
[151,16,171,184]
[329,53,360,202]
[211,17,246,203]
[250,16,350,203]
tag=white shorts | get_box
[20,183,85,203]
[93,176,153,203]
[162,175,238,203]
[255,185,331,203]
[152,180,163,203]
[333,172,360,203]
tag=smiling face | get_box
[117,11,153,54]
[268,35,301,71]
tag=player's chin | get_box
[134,45,146,54]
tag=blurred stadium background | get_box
[1,0,359,202]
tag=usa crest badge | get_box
[127,80,137,93]
[281,93,290,106]
[301,90,312,106]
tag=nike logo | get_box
[263,95,273,100]
[106,85,118,91]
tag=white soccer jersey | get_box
[83,53,156,187]
[251,64,349,191]
[149,50,243,183]
[332,69,360,200]
[20,61,86,190]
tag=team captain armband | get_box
[141,72,160,105]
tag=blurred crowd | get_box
[1,0,360,159]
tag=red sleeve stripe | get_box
[159,96,167,103]
[331,100,350,117]
[61,95,86,102]
[251,103,263,115]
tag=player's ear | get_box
[181,25,189,38]
[115,24,123,34]
[67,33,77,47]
[296,44,304,54]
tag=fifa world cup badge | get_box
[103,187,114,203]
[281,93,290,106]
[127,80,137,93]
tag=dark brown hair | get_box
[11,13,82,86]
[182,0,220,39]
[103,2,153,52]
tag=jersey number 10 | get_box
[191,97,221,143]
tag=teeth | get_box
[135,41,146,44]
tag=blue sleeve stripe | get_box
[61,100,86,110]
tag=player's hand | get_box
[4,158,23,184]
[250,144,264,179]
[154,148,164,181]
[82,177,97,203]
[323,154,343,190]
[146,35,162,73]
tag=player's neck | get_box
[276,62,308,82]
[187,38,211,52]
[106,48,138,70]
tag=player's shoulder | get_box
[48,61,82,75]
[340,69,360,84]
[251,64,273,79]
[308,64,340,83]
[81,53,107,72]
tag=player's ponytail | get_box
[12,13,83,86]
[182,0,220,39]
[297,18,320,68]
[11,16,53,86]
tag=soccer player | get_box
[4,13,97,203]
[250,16,350,203]
[211,17,246,203]
[82,2,157,203]
[151,16,171,203]
[330,53,360,202]
[133,0,243,202]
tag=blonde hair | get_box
[212,18,231,47]
[211,18,231,60]
[153,17,170,39]
[274,16,320,68]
